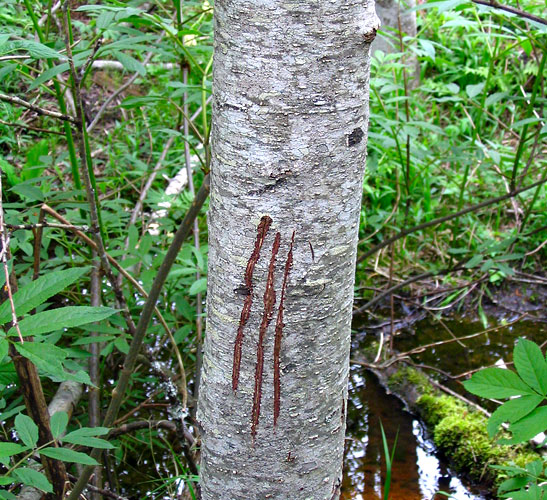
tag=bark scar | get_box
[232,215,272,391]
[273,231,295,427]
[251,232,280,439]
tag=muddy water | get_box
[341,368,486,500]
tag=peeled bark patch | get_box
[232,215,272,391]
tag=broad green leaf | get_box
[0,267,90,325]
[0,477,14,486]
[15,342,66,380]
[463,367,536,398]
[0,489,16,499]
[15,414,38,448]
[487,394,543,437]
[96,10,116,29]
[9,306,118,337]
[18,40,66,60]
[497,476,529,495]
[62,435,114,449]
[112,51,146,76]
[40,447,99,465]
[0,442,29,457]
[499,406,547,445]
[464,254,483,268]
[9,184,44,202]
[189,277,207,295]
[50,411,68,439]
[513,338,547,395]
[64,427,109,438]
[466,82,485,99]
[0,404,25,422]
[13,468,52,493]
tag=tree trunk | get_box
[197,1,379,498]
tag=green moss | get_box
[387,366,432,395]
[416,391,542,488]
[416,394,465,427]
[433,411,505,482]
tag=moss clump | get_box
[416,394,466,427]
[433,411,505,482]
[388,366,433,396]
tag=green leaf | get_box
[464,254,483,268]
[499,406,547,445]
[466,82,485,99]
[0,267,90,325]
[0,489,17,499]
[14,414,38,448]
[463,367,536,398]
[0,158,20,186]
[189,277,207,295]
[0,477,14,486]
[487,394,543,437]
[63,435,114,449]
[96,10,116,29]
[0,442,29,457]
[18,40,66,60]
[50,411,68,439]
[9,184,44,202]
[513,338,547,395]
[0,338,8,361]
[9,306,118,337]
[40,447,99,465]
[13,468,52,493]
[112,50,146,76]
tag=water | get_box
[341,368,487,500]
[342,314,547,499]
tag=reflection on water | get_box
[341,369,486,500]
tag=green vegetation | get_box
[0,0,545,497]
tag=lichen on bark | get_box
[197,1,379,498]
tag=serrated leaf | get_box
[15,414,38,448]
[189,277,207,295]
[499,406,547,445]
[9,306,118,337]
[50,411,68,439]
[40,447,99,465]
[463,367,536,398]
[0,442,29,457]
[0,267,90,325]
[13,468,52,493]
[513,338,547,395]
[487,394,543,437]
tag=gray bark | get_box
[197,1,379,499]
[372,0,416,55]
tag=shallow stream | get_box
[341,315,547,499]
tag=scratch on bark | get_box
[251,232,280,439]
[232,215,272,391]
[273,230,295,427]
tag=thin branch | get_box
[5,222,90,231]
[87,50,156,133]
[472,0,547,26]
[67,174,210,500]
[0,119,65,136]
[0,92,78,124]
[357,175,547,264]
